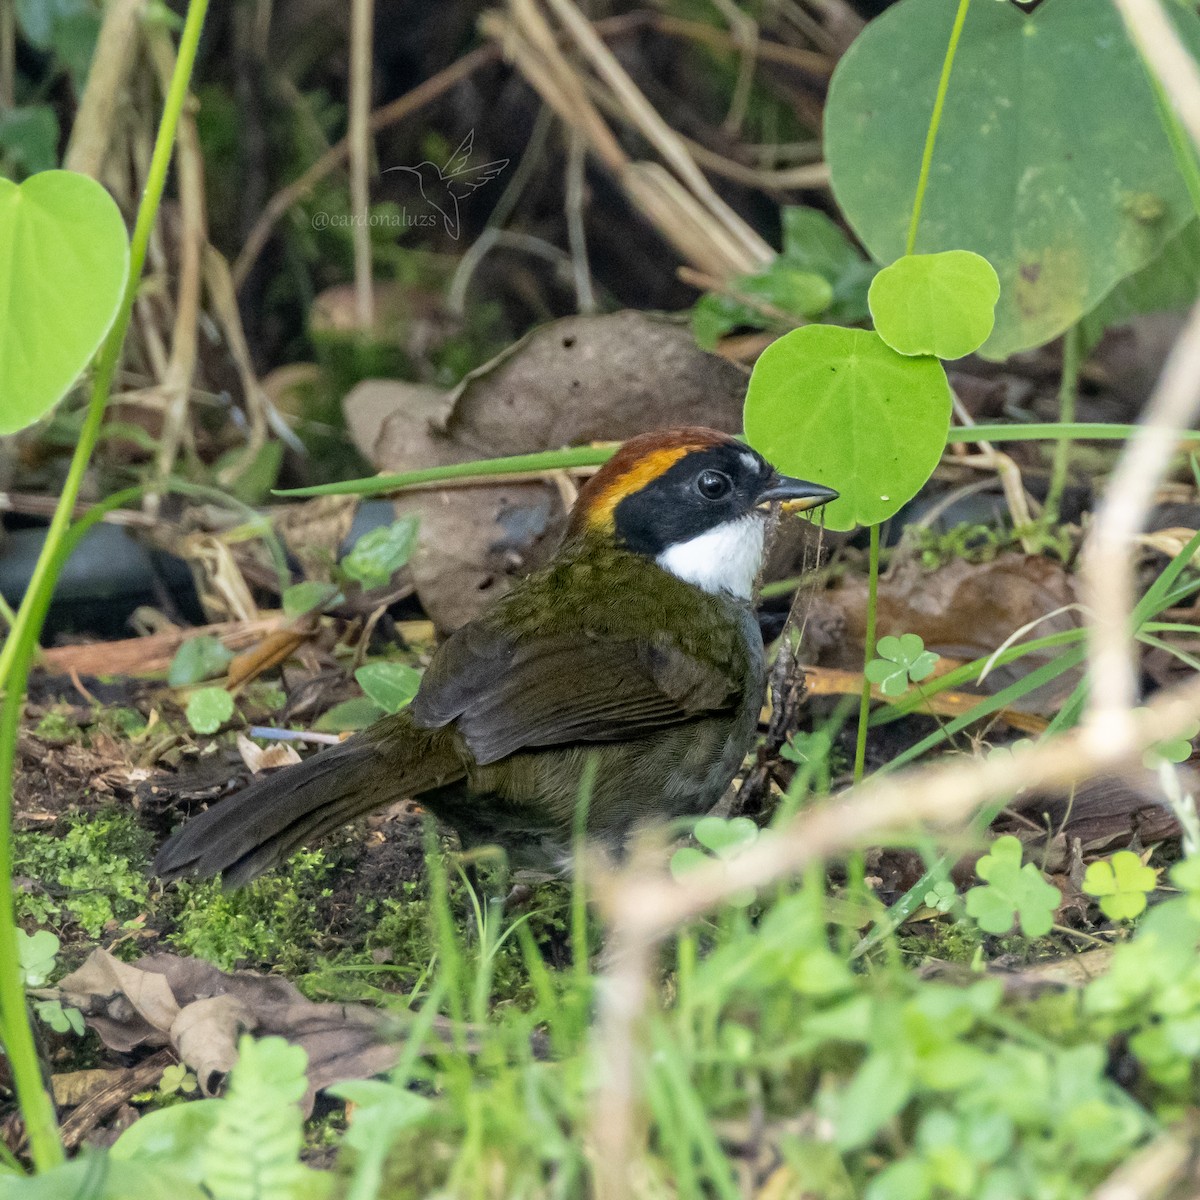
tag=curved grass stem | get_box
[904,0,972,255]
[0,0,210,1172]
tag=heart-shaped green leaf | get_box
[693,815,758,859]
[744,325,951,531]
[825,0,1200,359]
[868,251,999,359]
[0,170,129,434]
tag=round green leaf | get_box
[0,170,129,434]
[355,661,422,714]
[314,696,385,733]
[744,325,951,531]
[168,635,234,687]
[341,517,419,589]
[825,0,1200,359]
[186,687,235,735]
[868,251,999,359]
[282,580,342,618]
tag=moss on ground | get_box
[15,807,154,941]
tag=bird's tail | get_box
[153,721,463,887]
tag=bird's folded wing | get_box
[408,625,742,766]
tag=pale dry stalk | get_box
[349,0,376,333]
[147,27,207,509]
[588,1,1200,1193]
[63,0,146,178]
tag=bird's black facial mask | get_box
[611,443,778,559]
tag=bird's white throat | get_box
[656,516,766,600]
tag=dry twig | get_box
[587,3,1200,1194]
[349,0,377,332]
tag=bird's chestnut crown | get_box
[568,428,836,599]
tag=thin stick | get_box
[63,0,145,178]
[1045,326,1081,523]
[147,25,207,510]
[349,0,376,332]
[232,45,498,289]
[852,523,880,784]
[0,0,14,111]
[1082,297,1200,737]
[565,131,596,313]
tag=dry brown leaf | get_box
[809,553,1083,714]
[170,994,251,1092]
[272,494,359,582]
[51,1069,127,1108]
[227,628,311,689]
[53,950,413,1111]
[236,733,302,773]
[344,311,747,631]
[57,951,181,1052]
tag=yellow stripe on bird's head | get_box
[569,427,736,535]
[566,427,838,598]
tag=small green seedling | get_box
[922,879,957,915]
[16,928,60,987]
[34,999,84,1036]
[671,816,759,907]
[1082,852,1159,921]
[355,662,422,715]
[964,835,1061,937]
[865,634,940,698]
[340,517,419,589]
[158,1063,200,1098]
[281,580,343,618]
[186,687,235,735]
[169,635,234,687]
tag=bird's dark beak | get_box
[756,474,839,513]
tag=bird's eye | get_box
[695,469,733,500]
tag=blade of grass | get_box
[274,425,1200,502]
[874,646,1088,775]
[0,1,210,1172]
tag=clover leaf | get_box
[17,927,60,987]
[1082,851,1159,921]
[159,1063,199,1096]
[781,729,832,766]
[923,879,957,914]
[670,816,759,907]
[186,686,235,735]
[34,998,84,1036]
[694,816,758,859]
[865,633,940,698]
[964,835,1061,937]
[1143,718,1200,768]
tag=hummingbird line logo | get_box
[385,131,509,240]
